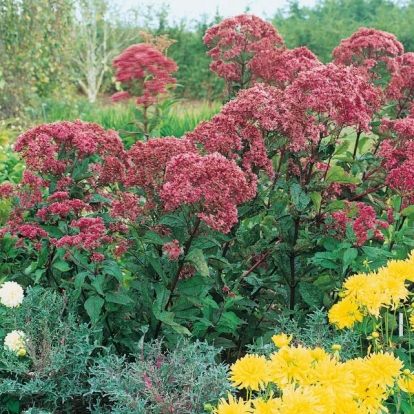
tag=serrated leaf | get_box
[401,205,414,217]
[290,183,310,211]
[105,291,134,306]
[160,214,187,228]
[142,231,167,245]
[216,311,244,333]
[325,165,360,184]
[309,192,322,211]
[84,295,104,325]
[185,248,209,277]
[298,282,324,307]
[52,260,71,272]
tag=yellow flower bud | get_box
[331,344,341,351]
[371,331,380,338]
[271,332,293,348]
[16,348,26,357]
[403,369,411,376]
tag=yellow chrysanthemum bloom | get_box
[328,296,363,329]
[312,357,356,403]
[397,372,414,393]
[279,385,325,414]
[309,347,328,364]
[251,397,282,413]
[377,266,408,309]
[358,274,388,318]
[385,259,414,282]
[214,394,252,414]
[268,346,313,387]
[362,352,403,389]
[342,273,370,301]
[271,333,293,349]
[229,354,270,391]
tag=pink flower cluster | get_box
[386,52,414,116]
[330,202,388,246]
[203,14,284,91]
[332,27,403,70]
[250,46,322,88]
[161,152,256,233]
[14,120,125,178]
[125,137,198,205]
[53,217,109,250]
[112,43,178,107]
[163,239,184,261]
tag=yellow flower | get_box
[385,259,414,282]
[331,344,341,351]
[363,352,403,389]
[16,348,26,357]
[328,296,363,329]
[397,371,414,393]
[268,346,313,387]
[4,330,26,353]
[342,273,370,301]
[251,397,282,413]
[309,347,328,363]
[0,281,24,308]
[377,265,408,309]
[279,385,325,413]
[271,333,293,348]
[214,394,252,414]
[312,357,356,403]
[229,354,270,391]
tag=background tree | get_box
[0,0,74,118]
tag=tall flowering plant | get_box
[112,41,179,142]
[3,15,414,358]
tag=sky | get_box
[119,0,318,23]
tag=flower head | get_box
[271,332,293,348]
[4,330,26,353]
[112,43,178,107]
[228,353,270,391]
[0,281,24,308]
[214,393,252,414]
[163,239,184,261]
[328,296,364,329]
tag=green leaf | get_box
[216,311,244,333]
[325,165,360,184]
[212,337,237,349]
[24,261,38,275]
[186,248,209,277]
[52,260,71,272]
[84,295,104,325]
[105,291,134,306]
[343,248,358,273]
[290,183,310,211]
[333,139,350,156]
[401,205,414,218]
[298,282,324,307]
[208,256,230,270]
[160,213,187,228]
[152,307,192,336]
[142,231,167,245]
[309,192,322,211]
[91,274,105,296]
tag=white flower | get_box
[4,330,26,352]
[0,281,24,307]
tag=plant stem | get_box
[289,218,300,311]
[153,218,201,338]
[352,130,362,160]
